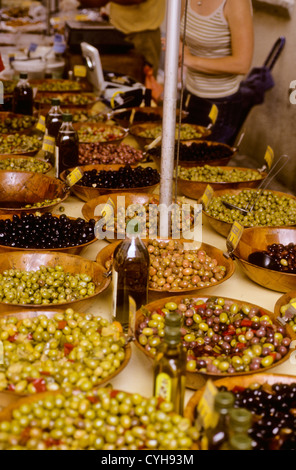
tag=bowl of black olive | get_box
[60,164,160,202]
[0,213,97,255]
[232,226,296,293]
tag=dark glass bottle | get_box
[12,73,33,116]
[46,98,63,139]
[153,311,186,415]
[112,223,149,334]
[55,113,79,177]
[205,391,235,450]
[224,434,252,450]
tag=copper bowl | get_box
[134,295,296,390]
[202,188,296,238]
[129,122,212,150]
[177,166,267,200]
[60,164,159,202]
[0,155,52,174]
[149,140,236,171]
[232,226,296,293]
[0,309,131,409]
[184,373,296,421]
[0,251,110,314]
[96,239,235,302]
[0,213,97,255]
[0,171,69,215]
[73,122,129,146]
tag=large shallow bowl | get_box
[73,122,129,145]
[30,78,92,93]
[35,92,100,111]
[0,213,97,255]
[149,140,236,171]
[184,373,296,421]
[232,226,296,293]
[134,295,296,390]
[0,251,110,314]
[112,106,188,128]
[96,239,235,302]
[0,155,52,174]
[129,122,212,150]
[0,112,37,134]
[0,134,42,156]
[0,308,131,409]
[0,171,69,215]
[202,188,296,238]
[177,166,267,200]
[60,164,159,202]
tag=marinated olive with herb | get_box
[137,123,204,140]
[178,165,264,183]
[0,134,41,154]
[77,125,126,143]
[79,143,144,165]
[0,157,50,173]
[0,386,198,450]
[0,115,36,133]
[137,297,291,373]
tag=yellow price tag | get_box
[101,197,116,223]
[201,185,214,210]
[226,221,244,254]
[264,146,274,169]
[75,14,89,21]
[197,380,219,431]
[66,167,84,187]
[36,115,46,133]
[42,135,55,153]
[74,65,87,78]
[209,104,218,125]
[128,295,137,338]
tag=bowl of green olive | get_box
[0,133,42,156]
[129,122,211,150]
[0,308,131,409]
[0,112,37,134]
[202,188,296,237]
[0,156,52,174]
[0,251,110,314]
[73,122,129,145]
[0,171,70,215]
[177,165,267,200]
[231,226,296,293]
[0,386,199,450]
[135,295,296,390]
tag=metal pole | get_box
[159,0,182,236]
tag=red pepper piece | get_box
[157,308,165,316]
[44,438,62,448]
[110,390,120,398]
[8,383,15,391]
[27,333,33,340]
[222,329,236,336]
[57,321,67,330]
[237,343,246,349]
[232,386,245,393]
[40,371,51,377]
[64,343,75,356]
[32,378,47,393]
[259,309,267,317]
[241,319,253,327]
[87,396,100,404]
[194,303,207,311]
[8,334,17,343]
[19,427,32,445]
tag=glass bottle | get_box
[225,434,252,450]
[112,221,149,335]
[55,113,79,178]
[12,73,34,116]
[228,408,252,438]
[153,311,186,415]
[205,391,235,450]
[46,98,63,140]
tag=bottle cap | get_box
[229,408,252,430]
[51,98,61,106]
[214,391,235,413]
[62,113,73,122]
[230,434,252,450]
[164,312,181,345]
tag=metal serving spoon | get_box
[222,154,290,215]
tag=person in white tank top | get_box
[180,0,254,145]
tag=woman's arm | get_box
[182,0,254,75]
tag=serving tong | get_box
[222,154,290,215]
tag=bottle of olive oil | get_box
[112,221,149,335]
[205,391,235,450]
[46,98,63,140]
[55,113,79,178]
[153,311,186,415]
[12,73,34,116]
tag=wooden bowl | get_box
[73,122,129,145]
[0,171,69,215]
[202,188,296,238]
[149,140,236,171]
[0,213,97,255]
[232,227,296,293]
[0,251,110,314]
[30,79,92,93]
[0,112,37,134]
[35,92,100,111]
[60,164,159,202]
[96,239,235,302]
[184,373,296,421]
[0,155,52,174]
[274,290,296,320]
[112,106,188,128]
[134,295,296,390]
[0,309,131,409]
[129,122,212,150]
[177,166,267,200]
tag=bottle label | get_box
[36,115,46,133]
[196,379,219,431]
[155,373,172,402]
[55,145,59,178]
[42,135,55,154]
[201,185,214,210]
